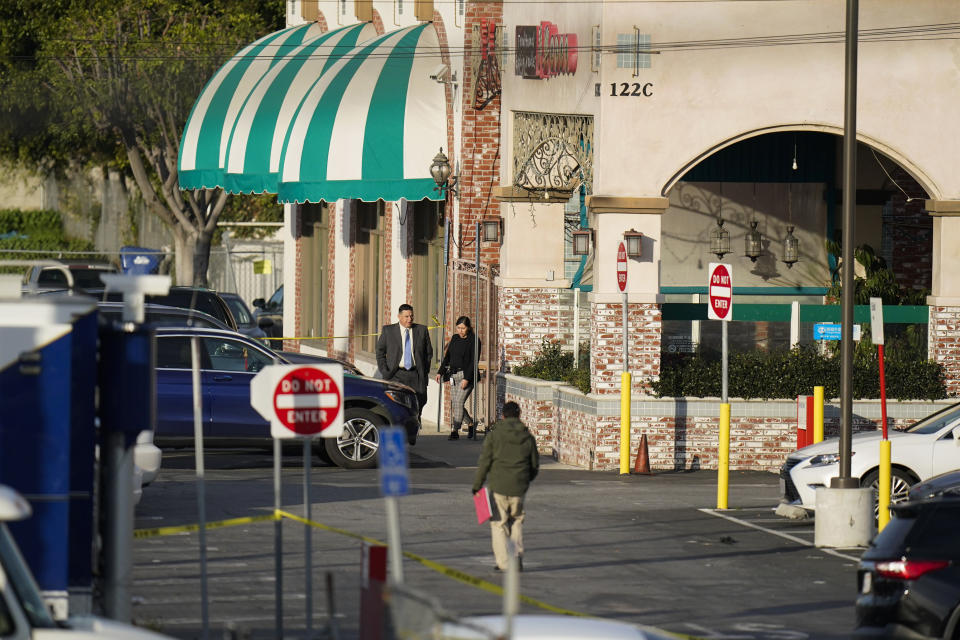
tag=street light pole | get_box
[835,0,859,489]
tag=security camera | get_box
[429,63,449,82]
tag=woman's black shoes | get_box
[448,430,460,440]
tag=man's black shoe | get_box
[448,431,459,440]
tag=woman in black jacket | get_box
[436,316,481,440]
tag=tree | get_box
[825,240,928,306]
[0,0,283,285]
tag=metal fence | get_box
[206,240,283,306]
[448,258,500,430]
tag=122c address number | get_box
[610,82,653,97]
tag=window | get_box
[411,201,445,373]
[616,31,651,71]
[591,26,602,72]
[354,201,385,355]
[156,336,193,369]
[203,338,272,373]
[300,204,329,342]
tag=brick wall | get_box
[460,4,503,267]
[289,206,303,353]
[510,393,556,454]
[499,287,581,369]
[591,302,661,395]
[504,374,947,472]
[929,305,960,397]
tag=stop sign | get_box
[251,364,344,439]
[707,262,733,321]
[616,242,628,292]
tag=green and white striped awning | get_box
[179,22,447,203]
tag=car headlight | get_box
[385,390,416,410]
[807,451,854,467]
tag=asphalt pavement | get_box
[132,429,863,640]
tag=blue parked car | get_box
[153,327,420,469]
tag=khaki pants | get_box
[489,492,525,570]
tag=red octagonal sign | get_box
[273,367,342,436]
[616,242,628,292]
[708,262,733,321]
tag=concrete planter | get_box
[500,372,955,472]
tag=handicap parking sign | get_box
[378,428,409,497]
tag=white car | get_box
[0,484,176,640]
[781,402,960,510]
[439,615,682,639]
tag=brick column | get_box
[587,196,668,395]
[591,302,662,394]
[927,199,960,397]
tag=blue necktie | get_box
[403,328,412,369]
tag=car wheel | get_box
[324,408,383,469]
[861,467,918,519]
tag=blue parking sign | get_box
[379,428,409,497]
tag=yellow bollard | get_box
[813,386,824,443]
[620,372,631,475]
[717,403,730,509]
[878,439,892,531]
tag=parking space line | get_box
[699,508,861,562]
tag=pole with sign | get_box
[251,364,344,639]
[708,263,733,508]
[871,297,891,530]
[617,242,631,475]
[378,428,410,584]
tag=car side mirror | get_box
[252,298,265,309]
[258,316,274,329]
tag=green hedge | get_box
[652,344,947,401]
[513,339,591,395]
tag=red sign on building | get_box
[515,22,578,79]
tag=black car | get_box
[855,492,960,639]
[252,285,283,346]
[103,286,239,331]
[153,327,420,469]
[218,291,272,345]
[97,301,231,330]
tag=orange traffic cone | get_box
[633,433,652,475]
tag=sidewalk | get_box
[412,424,579,470]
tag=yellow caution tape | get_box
[133,513,278,539]
[135,508,679,624]
[275,510,587,618]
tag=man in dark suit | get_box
[376,303,433,418]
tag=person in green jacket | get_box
[472,401,539,572]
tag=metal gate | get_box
[447,258,499,431]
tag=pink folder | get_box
[473,487,493,524]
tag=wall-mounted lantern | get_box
[623,229,643,258]
[572,229,593,256]
[482,217,503,243]
[430,147,459,198]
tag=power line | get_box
[8,20,958,64]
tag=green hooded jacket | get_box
[472,417,539,496]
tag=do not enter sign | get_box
[251,364,344,439]
[707,262,733,321]
[616,242,628,292]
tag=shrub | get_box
[513,339,591,395]
[652,342,946,401]
[0,208,100,275]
